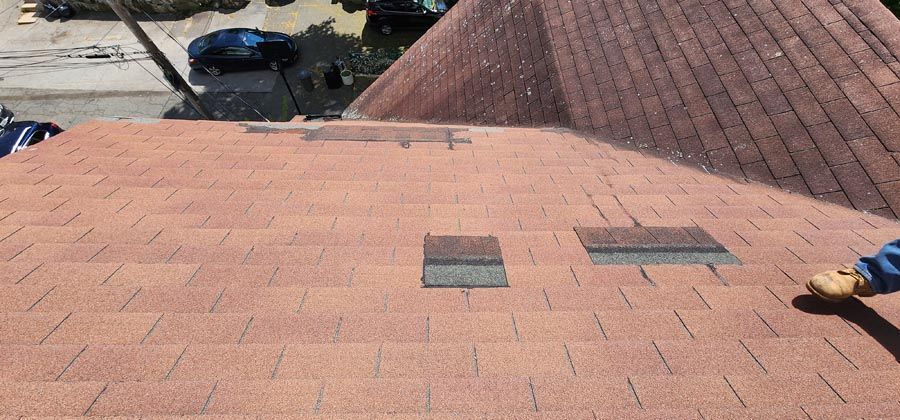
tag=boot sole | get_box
[805,280,846,304]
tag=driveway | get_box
[0,0,423,126]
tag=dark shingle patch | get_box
[309,126,466,143]
[423,235,508,287]
[575,226,740,265]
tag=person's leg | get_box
[807,239,900,302]
[854,239,900,294]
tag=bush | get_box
[347,49,404,75]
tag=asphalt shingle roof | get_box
[347,0,900,218]
[0,118,897,416]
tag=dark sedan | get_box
[0,121,63,158]
[187,28,299,76]
[366,0,453,35]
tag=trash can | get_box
[298,69,314,92]
[324,64,343,90]
[58,3,75,18]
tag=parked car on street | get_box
[0,104,13,130]
[0,121,63,158]
[187,28,299,76]
[365,0,453,35]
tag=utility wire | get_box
[0,13,269,122]
[119,45,237,120]
[0,43,139,57]
[128,48,240,122]
[139,10,271,122]
[0,42,230,119]
[130,54,187,103]
[0,1,22,15]
[0,53,147,72]
[0,45,145,64]
[93,20,121,48]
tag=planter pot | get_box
[340,69,354,86]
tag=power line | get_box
[129,54,187,102]
[129,54,240,122]
[2,46,98,52]
[129,55,239,120]
[0,44,120,60]
[112,45,238,120]
[0,47,149,76]
[115,45,241,120]
[139,9,271,122]
[0,45,144,63]
[0,1,22,15]
[0,42,232,119]
[106,0,213,119]
[93,20,121,48]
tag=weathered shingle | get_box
[0,118,896,416]
[348,0,900,218]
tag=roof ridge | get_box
[841,0,900,62]
[347,0,900,219]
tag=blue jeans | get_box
[855,239,900,294]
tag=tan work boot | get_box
[806,268,876,303]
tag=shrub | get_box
[347,49,404,75]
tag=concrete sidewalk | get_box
[0,0,272,94]
[0,0,419,123]
[0,79,371,129]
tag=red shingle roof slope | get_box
[347,0,900,218]
[0,118,897,417]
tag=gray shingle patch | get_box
[309,126,468,143]
[423,235,508,287]
[575,226,741,265]
[239,122,320,134]
[99,116,163,124]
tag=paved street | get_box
[0,89,172,128]
[0,0,420,127]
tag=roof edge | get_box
[845,0,900,60]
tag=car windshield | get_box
[197,34,215,51]
[417,0,447,11]
[243,30,266,47]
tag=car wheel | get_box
[380,24,393,35]
[206,66,223,76]
[269,61,280,71]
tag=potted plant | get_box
[340,68,354,85]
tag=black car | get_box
[366,0,452,35]
[0,121,63,158]
[0,104,13,130]
[187,28,299,76]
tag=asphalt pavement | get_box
[0,0,420,127]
